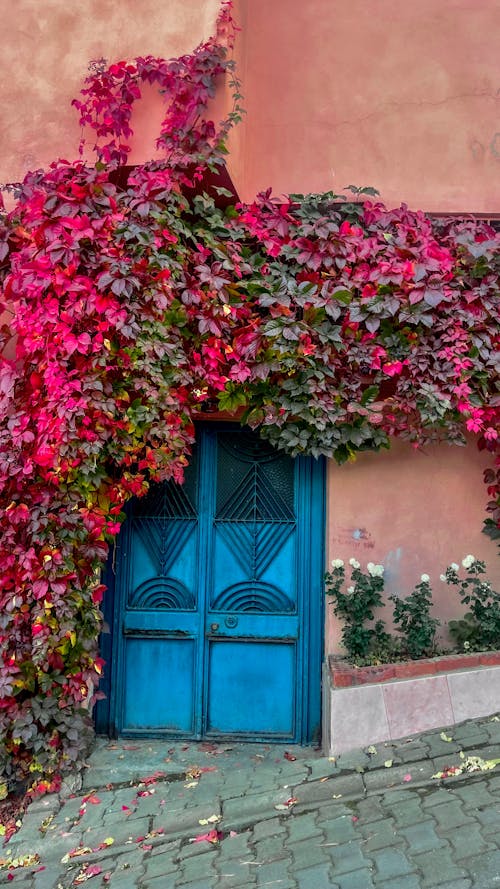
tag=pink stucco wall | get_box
[229,0,500,212]
[326,439,500,653]
[0,0,220,183]
[3,1,499,212]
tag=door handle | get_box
[210,622,220,633]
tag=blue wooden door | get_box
[107,426,324,742]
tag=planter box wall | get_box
[323,652,500,756]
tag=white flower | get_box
[440,574,447,582]
[367,562,384,577]
[349,558,360,569]
[331,558,344,569]
[462,554,476,569]
[450,563,459,572]
[420,574,430,583]
[347,586,355,594]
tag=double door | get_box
[105,426,324,742]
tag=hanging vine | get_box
[0,0,498,794]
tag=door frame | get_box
[95,424,326,744]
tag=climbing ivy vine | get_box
[0,0,498,793]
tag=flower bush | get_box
[445,557,500,650]
[327,555,500,663]
[325,559,392,660]
[0,0,498,790]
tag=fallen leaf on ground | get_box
[403,774,412,782]
[384,760,393,768]
[274,797,298,811]
[332,794,342,799]
[61,847,93,864]
[440,732,453,742]
[184,781,198,789]
[367,745,377,755]
[433,754,500,780]
[199,815,221,826]
[284,752,296,761]
[0,853,40,870]
[140,771,165,785]
[191,829,222,844]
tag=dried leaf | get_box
[199,815,221,826]
[284,751,296,761]
[184,781,198,789]
[384,760,393,768]
[191,829,222,844]
[440,732,453,742]
[367,745,377,755]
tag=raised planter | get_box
[323,651,500,756]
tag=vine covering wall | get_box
[0,0,498,793]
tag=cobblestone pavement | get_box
[3,714,500,888]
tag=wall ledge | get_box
[329,651,500,688]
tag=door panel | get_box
[206,640,296,736]
[108,426,324,742]
[123,637,195,732]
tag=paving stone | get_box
[374,876,421,889]
[320,814,359,845]
[431,801,475,832]
[314,803,355,824]
[364,761,435,792]
[459,850,500,888]
[473,803,500,835]
[295,863,335,889]
[214,860,258,888]
[253,836,289,861]
[400,818,447,854]
[336,868,376,889]
[484,720,500,743]
[429,881,472,889]
[359,818,402,852]
[486,774,500,793]
[383,797,430,828]
[286,813,322,843]
[255,859,294,887]
[328,841,372,877]
[251,818,287,841]
[424,732,464,758]
[175,879,213,889]
[393,743,431,764]
[82,815,151,847]
[144,849,181,878]
[380,789,416,805]
[287,835,329,868]
[223,789,291,821]
[410,847,468,887]
[293,773,364,807]
[218,832,252,860]
[443,823,495,860]
[335,750,370,771]
[420,788,454,808]
[451,782,496,809]
[351,796,386,824]
[370,847,415,881]
[307,759,341,781]
[179,853,218,883]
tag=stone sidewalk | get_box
[2,714,500,888]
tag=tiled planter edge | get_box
[323,651,500,756]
